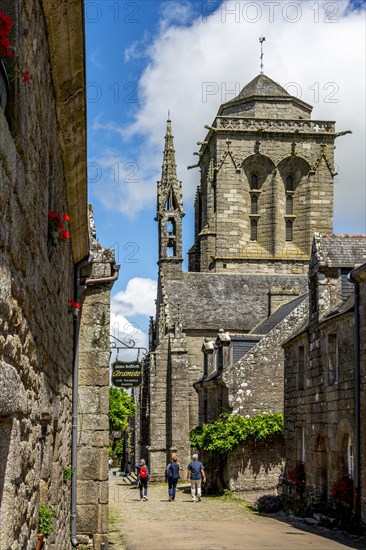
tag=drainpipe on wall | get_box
[348,272,361,522]
[84,263,120,286]
[70,254,93,548]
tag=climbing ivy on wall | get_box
[189,412,284,454]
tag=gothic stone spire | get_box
[157,115,185,278]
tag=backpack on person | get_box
[139,465,148,479]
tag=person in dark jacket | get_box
[165,455,181,501]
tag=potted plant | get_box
[37,504,57,549]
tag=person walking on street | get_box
[136,459,149,501]
[187,453,206,502]
[165,455,181,502]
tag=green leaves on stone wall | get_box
[189,412,284,454]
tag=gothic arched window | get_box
[250,219,258,241]
[251,195,258,214]
[166,219,175,236]
[286,195,293,215]
[167,243,176,257]
[250,174,258,189]
[286,175,294,191]
[286,220,293,241]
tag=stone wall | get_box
[223,297,309,417]
[77,219,116,548]
[283,245,366,515]
[0,1,88,547]
[143,330,210,479]
[1,3,74,546]
[356,269,366,523]
[202,435,285,498]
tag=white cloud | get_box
[110,312,148,362]
[124,30,151,62]
[93,0,366,231]
[88,148,157,218]
[112,277,157,317]
[159,0,195,30]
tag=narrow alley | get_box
[108,475,364,550]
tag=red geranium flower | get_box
[63,213,70,221]
[48,211,71,245]
[0,12,12,37]
[22,70,31,83]
[68,299,80,316]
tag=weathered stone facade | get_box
[188,74,340,275]
[284,234,366,521]
[77,208,117,548]
[201,435,285,497]
[141,72,345,481]
[0,3,113,548]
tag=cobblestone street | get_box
[108,475,364,550]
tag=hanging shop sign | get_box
[111,360,142,388]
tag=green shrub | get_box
[189,412,284,454]
[63,466,76,483]
[38,504,57,537]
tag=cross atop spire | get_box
[259,36,265,74]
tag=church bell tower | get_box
[156,115,185,278]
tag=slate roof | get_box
[164,273,307,332]
[251,293,308,335]
[220,73,312,112]
[231,74,290,102]
[316,234,366,268]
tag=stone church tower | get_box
[140,73,340,478]
[156,116,185,279]
[189,73,336,274]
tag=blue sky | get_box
[85,0,366,354]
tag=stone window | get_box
[251,195,258,214]
[166,218,175,236]
[250,174,258,189]
[286,195,293,215]
[286,220,293,241]
[327,333,338,385]
[347,437,354,478]
[286,175,294,191]
[165,189,177,210]
[250,219,257,241]
[297,345,305,390]
[167,243,176,257]
[296,426,306,463]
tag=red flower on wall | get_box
[68,299,80,316]
[0,12,31,84]
[0,12,13,58]
[48,211,71,246]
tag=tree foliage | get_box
[189,412,284,454]
[108,387,136,433]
